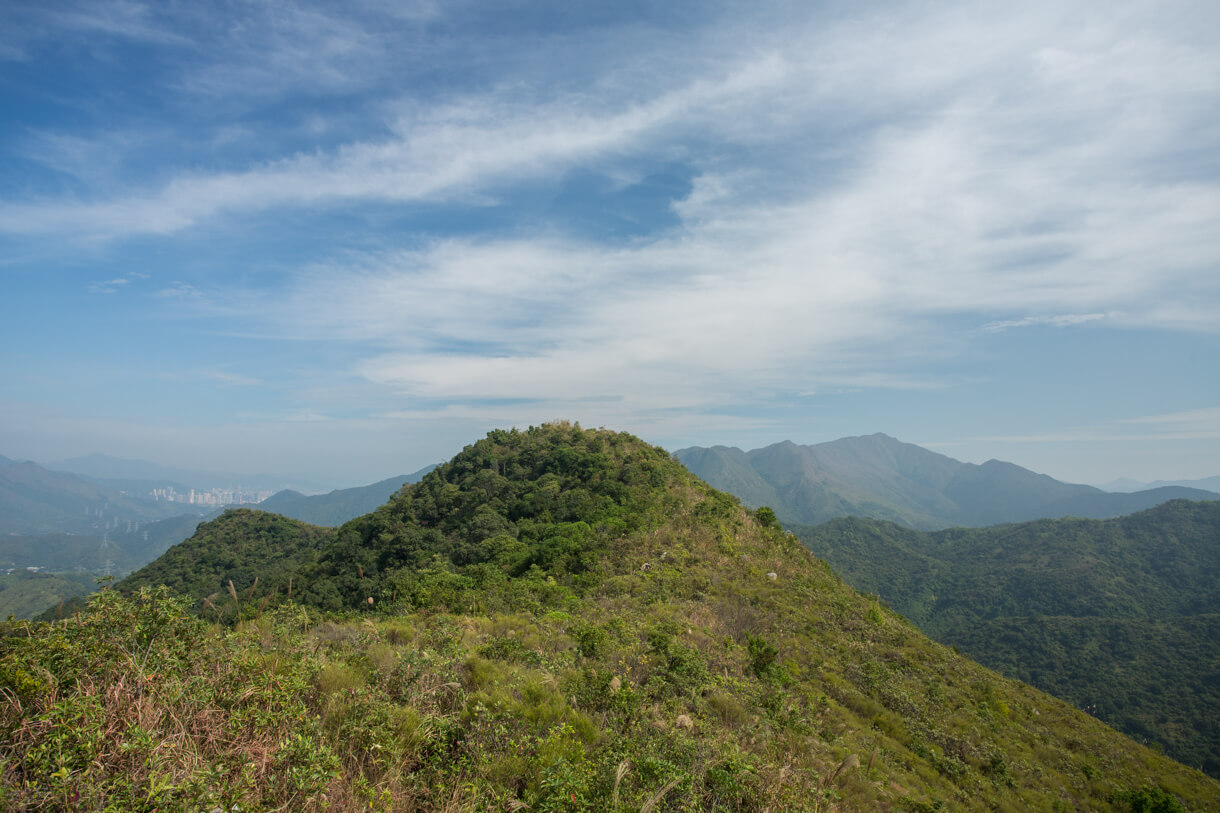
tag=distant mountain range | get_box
[675,433,1220,530]
[45,452,336,494]
[256,466,436,526]
[0,456,191,536]
[0,456,228,615]
[1100,474,1220,493]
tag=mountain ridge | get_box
[254,466,436,527]
[0,458,187,536]
[75,423,1219,810]
[677,433,1219,529]
[791,499,1220,776]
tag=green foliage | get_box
[119,508,331,618]
[747,634,780,679]
[6,425,1218,812]
[793,501,1220,776]
[1113,785,1188,813]
[0,569,97,619]
[754,505,781,529]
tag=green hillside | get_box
[119,509,331,615]
[4,425,1217,811]
[676,435,1219,529]
[256,467,434,527]
[0,458,185,536]
[792,502,1220,776]
[0,570,98,620]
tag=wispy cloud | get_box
[1118,407,1220,438]
[971,407,1220,445]
[980,314,1109,333]
[3,0,1219,481]
[0,50,789,238]
[46,1,190,45]
[88,272,147,294]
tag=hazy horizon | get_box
[6,431,1216,495]
[3,0,1218,487]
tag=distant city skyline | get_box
[2,1,1217,487]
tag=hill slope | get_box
[0,457,184,536]
[677,434,1219,529]
[792,500,1220,776]
[255,466,435,527]
[8,424,1217,811]
[119,509,331,613]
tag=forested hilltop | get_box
[4,424,1217,811]
[792,501,1220,777]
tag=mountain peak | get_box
[681,435,1198,529]
[95,423,1220,810]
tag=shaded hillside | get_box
[1042,485,1220,520]
[107,512,212,566]
[0,570,98,620]
[0,457,184,536]
[256,466,435,527]
[0,533,139,573]
[3,513,213,620]
[0,514,207,581]
[677,434,1219,529]
[13,424,1212,810]
[792,500,1220,776]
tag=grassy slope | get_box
[3,424,1217,811]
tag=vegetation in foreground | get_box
[3,423,1217,811]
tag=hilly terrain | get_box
[677,434,1219,529]
[791,501,1220,777]
[256,466,436,527]
[1104,475,1220,494]
[0,456,189,536]
[6,423,1215,811]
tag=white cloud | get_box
[88,272,148,294]
[1118,407,1220,438]
[3,0,1219,474]
[980,314,1109,333]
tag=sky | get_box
[1,0,1218,489]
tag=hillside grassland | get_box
[3,424,1217,811]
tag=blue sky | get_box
[1,0,1218,488]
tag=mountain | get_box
[676,433,1220,529]
[1102,475,1220,494]
[0,457,185,535]
[791,499,1220,777]
[46,452,335,494]
[119,509,330,610]
[255,466,437,527]
[41,423,1213,811]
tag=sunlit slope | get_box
[10,423,1215,811]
